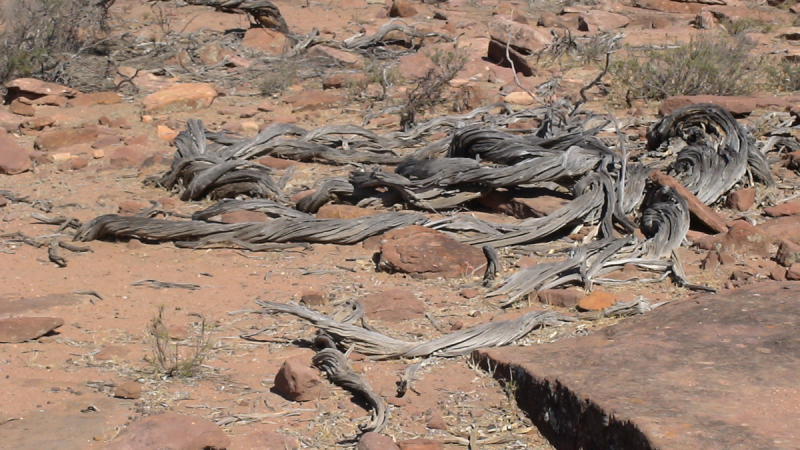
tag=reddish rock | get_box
[357,432,401,450]
[104,412,230,450]
[359,288,426,322]
[693,221,769,257]
[378,226,488,279]
[241,28,288,55]
[659,95,792,117]
[34,127,99,152]
[142,83,217,114]
[282,90,343,112]
[578,10,630,32]
[771,266,788,281]
[504,91,535,105]
[220,210,270,223]
[757,216,800,244]
[91,135,122,149]
[232,431,300,450]
[197,42,227,66]
[397,52,436,80]
[701,250,720,270]
[29,94,67,107]
[69,156,89,170]
[67,92,122,108]
[787,263,800,280]
[257,155,297,169]
[10,99,35,116]
[487,39,534,77]
[764,201,800,217]
[705,4,794,24]
[478,189,570,219]
[317,205,379,220]
[649,170,727,234]
[476,282,800,450]
[427,411,448,430]
[488,16,552,54]
[307,45,364,69]
[0,130,32,174]
[577,290,618,311]
[537,289,585,308]
[21,115,55,130]
[0,317,64,343]
[273,355,326,402]
[633,0,703,13]
[109,146,147,168]
[110,117,131,129]
[5,78,78,102]
[397,438,444,450]
[118,200,150,216]
[0,194,7,207]
[156,125,179,142]
[777,240,800,267]
[114,381,142,399]
[389,0,418,17]
[323,73,366,89]
[300,290,327,306]
[460,288,481,299]
[726,188,755,211]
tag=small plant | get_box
[611,35,763,101]
[258,59,298,97]
[399,48,468,130]
[766,60,800,92]
[146,306,213,378]
[722,18,774,35]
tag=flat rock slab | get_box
[0,293,85,316]
[0,317,64,343]
[475,282,800,450]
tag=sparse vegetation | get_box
[611,35,762,101]
[722,18,775,35]
[0,0,113,84]
[399,48,468,130]
[258,59,298,96]
[146,306,213,379]
[348,57,401,102]
[766,60,800,92]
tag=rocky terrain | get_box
[2,0,800,449]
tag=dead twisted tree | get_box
[74,103,775,304]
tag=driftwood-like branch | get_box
[74,212,429,247]
[257,301,573,359]
[341,19,454,49]
[312,348,387,433]
[647,103,774,204]
[186,0,291,35]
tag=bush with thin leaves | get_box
[0,0,113,84]
[612,36,763,101]
[399,48,468,131]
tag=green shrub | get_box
[611,35,762,101]
[0,0,113,83]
